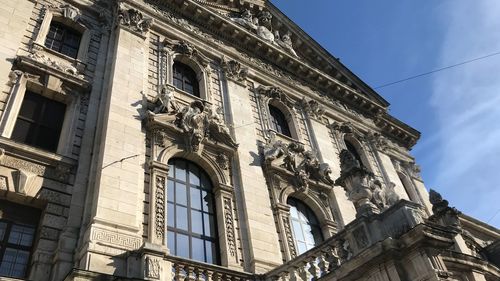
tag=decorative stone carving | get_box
[164,40,210,67]
[335,149,399,217]
[275,31,298,57]
[257,85,296,110]
[352,227,369,249]
[145,256,161,279]
[174,101,238,151]
[118,7,153,34]
[149,85,178,114]
[216,153,229,170]
[59,4,80,21]
[230,9,258,30]
[282,216,297,258]
[300,98,325,120]
[255,11,275,43]
[263,132,334,190]
[223,197,237,257]
[91,228,142,250]
[221,56,248,83]
[429,189,461,228]
[26,52,84,79]
[0,176,7,190]
[155,176,166,239]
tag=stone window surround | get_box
[33,4,91,68]
[0,70,82,158]
[161,43,213,103]
[147,149,241,270]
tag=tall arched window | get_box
[269,105,291,137]
[166,158,219,264]
[173,62,200,97]
[345,140,364,168]
[288,198,323,255]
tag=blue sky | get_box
[271,0,500,228]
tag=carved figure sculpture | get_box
[174,101,238,151]
[231,9,258,30]
[221,56,248,82]
[275,31,298,57]
[119,8,153,33]
[149,85,178,114]
[262,133,334,190]
[429,189,461,228]
[256,11,275,43]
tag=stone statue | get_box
[429,189,461,228]
[231,9,258,30]
[275,31,298,57]
[256,11,275,43]
[149,85,178,114]
[206,104,238,148]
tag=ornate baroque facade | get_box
[0,0,498,280]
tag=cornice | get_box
[124,0,420,149]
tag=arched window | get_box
[345,140,364,168]
[173,62,200,97]
[166,158,219,264]
[269,105,291,137]
[44,21,82,59]
[287,198,323,254]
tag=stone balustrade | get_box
[264,200,426,281]
[167,256,256,281]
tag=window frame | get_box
[33,5,90,63]
[287,198,324,255]
[166,158,220,264]
[268,104,292,138]
[0,72,82,157]
[172,62,200,98]
[0,200,40,279]
[44,21,82,59]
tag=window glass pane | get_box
[191,237,205,262]
[190,187,201,210]
[36,127,60,151]
[175,206,188,231]
[203,213,216,238]
[0,248,29,278]
[175,183,187,206]
[297,242,307,254]
[8,224,35,247]
[0,221,6,240]
[291,220,305,241]
[202,191,213,213]
[175,162,187,182]
[167,203,175,227]
[167,180,174,203]
[191,210,203,235]
[189,166,200,186]
[10,119,34,145]
[176,234,189,258]
[167,231,176,255]
[205,241,215,264]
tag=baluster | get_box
[186,265,197,281]
[317,253,330,277]
[175,264,186,281]
[279,270,290,281]
[308,257,320,280]
[212,271,222,281]
[326,246,340,270]
[299,262,311,281]
[195,267,204,281]
[288,267,300,281]
[205,270,214,281]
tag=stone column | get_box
[223,74,282,272]
[308,117,356,226]
[80,14,151,274]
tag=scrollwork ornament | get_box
[118,7,153,34]
[283,216,297,258]
[155,176,166,239]
[223,198,237,257]
[145,256,160,279]
[216,153,230,170]
[221,56,248,83]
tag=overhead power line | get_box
[374,50,500,89]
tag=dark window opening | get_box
[287,198,323,255]
[166,158,219,264]
[173,62,200,97]
[269,105,291,137]
[11,92,66,152]
[44,22,81,59]
[345,140,364,168]
[0,200,40,279]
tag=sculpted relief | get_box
[263,132,334,191]
[230,9,299,57]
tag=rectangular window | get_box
[0,200,40,279]
[11,91,66,152]
[44,22,81,59]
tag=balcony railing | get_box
[168,256,256,281]
[264,200,425,281]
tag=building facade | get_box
[0,0,498,280]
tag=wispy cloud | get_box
[430,0,500,227]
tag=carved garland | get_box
[223,197,237,257]
[155,175,166,239]
[282,216,297,258]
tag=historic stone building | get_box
[0,0,498,280]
